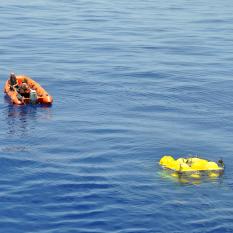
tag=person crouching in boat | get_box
[17,82,31,100]
[9,73,19,91]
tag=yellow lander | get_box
[159,155,224,173]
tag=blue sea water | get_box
[1,0,233,232]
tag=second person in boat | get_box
[18,81,31,99]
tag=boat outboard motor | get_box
[218,159,224,168]
[30,90,38,104]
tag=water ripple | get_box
[1,0,233,232]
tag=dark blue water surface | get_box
[1,1,233,232]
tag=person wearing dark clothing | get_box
[18,82,30,98]
[9,73,19,91]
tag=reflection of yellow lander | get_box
[159,155,224,182]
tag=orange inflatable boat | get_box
[4,75,53,105]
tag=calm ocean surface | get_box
[1,0,233,232]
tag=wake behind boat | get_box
[4,74,53,105]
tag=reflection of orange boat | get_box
[4,75,53,105]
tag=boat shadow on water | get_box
[4,95,52,137]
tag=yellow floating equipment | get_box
[159,155,224,173]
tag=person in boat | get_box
[18,81,31,98]
[9,73,19,91]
